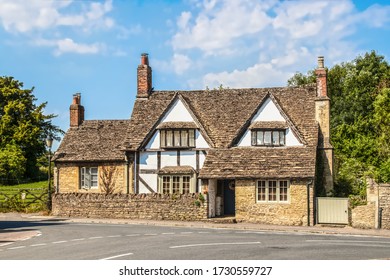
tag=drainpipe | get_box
[307,179,313,226]
[125,152,130,194]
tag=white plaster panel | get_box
[139,152,157,170]
[180,151,196,168]
[139,173,157,193]
[253,98,285,122]
[286,128,302,146]
[237,130,251,147]
[199,152,206,168]
[161,98,194,122]
[161,151,177,168]
[196,130,209,148]
[145,131,160,149]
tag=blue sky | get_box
[0,0,389,149]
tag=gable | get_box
[160,98,194,122]
[237,96,303,147]
[252,98,285,122]
[144,96,210,149]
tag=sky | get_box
[0,0,389,150]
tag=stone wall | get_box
[379,184,390,229]
[351,180,390,230]
[54,163,128,194]
[52,193,208,221]
[351,202,376,229]
[235,179,314,226]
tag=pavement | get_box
[1,212,390,246]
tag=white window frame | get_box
[158,174,195,194]
[251,130,286,146]
[80,167,98,189]
[256,180,290,203]
[160,129,196,148]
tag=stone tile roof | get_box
[125,85,318,150]
[158,166,196,174]
[156,121,198,129]
[249,121,288,130]
[199,146,318,179]
[53,120,130,162]
[55,85,319,180]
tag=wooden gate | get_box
[0,187,47,211]
[317,197,349,224]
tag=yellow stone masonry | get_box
[235,179,313,226]
[55,163,128,194]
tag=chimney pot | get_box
[141,53,149,66]
[317,56,325,69]
[70,93,84,127]
[137,53,152,98]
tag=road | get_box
[1,218,390,260]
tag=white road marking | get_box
[52,240,68,244]
[8,246,26,250]
[107,235,121,238]
[126,234,140,237]
[100,252,134,260]
[144,233,158,236]
[170,241,262,249]
[30,243,46,247]
[89,236,103,239]
[70,238,85,242]
[0,242,13,247]
[197,232,210,234]
[180,232,193,234]
[162,233,175,235]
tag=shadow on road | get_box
[0,219,69,231]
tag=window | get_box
[251,130,285,146]
[160,129,195,148]
[256,180,289,203]
[159,175,194,194]
[80,167,98,189]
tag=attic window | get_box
[160,129,195,148]
[251,130,285,146]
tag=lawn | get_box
[0,181,49,212]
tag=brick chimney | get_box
[315,56,334,193]
[69,93,84,127]
[137,53,152,98]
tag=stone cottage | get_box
[52,54,333,226]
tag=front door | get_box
[223,180,235,215]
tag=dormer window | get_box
[158,122,198,149]
[249,121,287,147]
[160,129,195,148]
[251,130,286,146]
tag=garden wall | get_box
[52,193,207,221]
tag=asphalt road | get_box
[1,219,390,260]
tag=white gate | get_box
[317,197,349,224]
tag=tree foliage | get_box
[0,76,63,183]
[288,51,390,194]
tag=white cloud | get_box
[0,0,114,33]
[154,53,193,75]
[171,0,390,89]
[34,38,105,56]
[172,0,272,54]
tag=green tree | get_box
[0,76,63,183]
[287,51,390,193]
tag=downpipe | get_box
[307,180,313,226]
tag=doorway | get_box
[218,179,235,216]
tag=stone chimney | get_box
[315,56,334,193]
[137,53,152,98]
[69,93,84,127]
